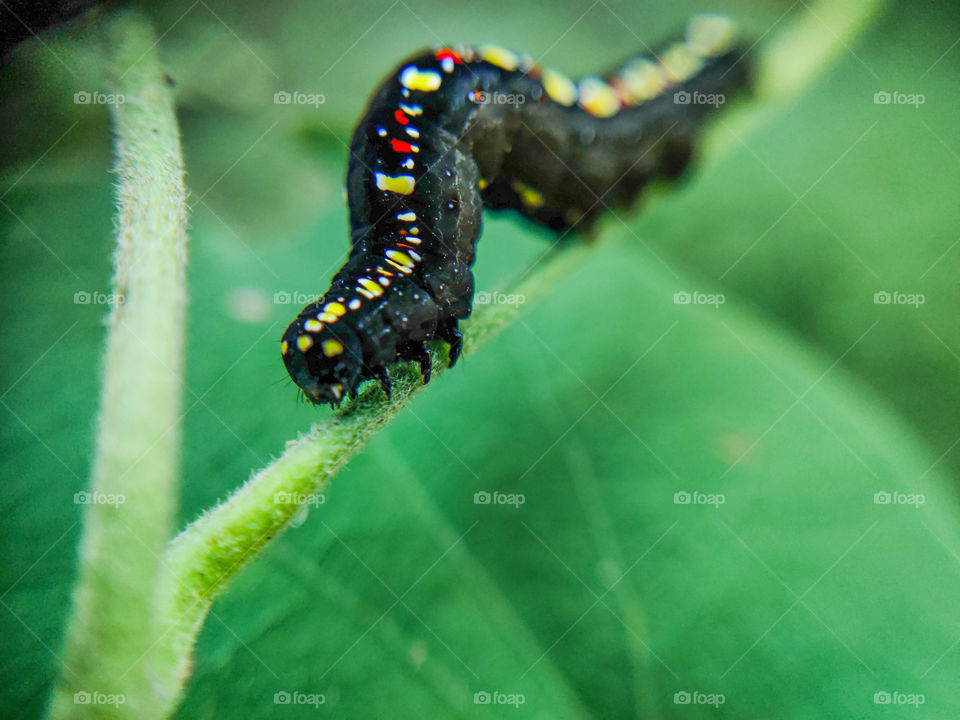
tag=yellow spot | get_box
[399,102,423,116]
[330,383,344,400]
[386,249,415,267]
[577,77,620,117]
[280,340,289,355]
[409,226,420,235]
[478,178,489,190]
[375,172,416,195]
[397,211,417,221]
[542,68,577,106]
[386,260,413,274]
[620,58,669,103]
[296,334,313,352]
[686,14,737,57]
[512,180,544,208]
[304,318,323,332]
[324,302,346,316]
[358,277,384,297]
[348,298,361,310]
[478,44,520,71]
[660,43,703,83]
[322,339,344,357]
[399,65,442,91]
[319,313,338,323]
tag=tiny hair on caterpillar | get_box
[280,14,751,408]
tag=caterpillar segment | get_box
[281,14,751,406]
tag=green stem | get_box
[48,9,189,720]
[155,238,597,704]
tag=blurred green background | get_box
[3,0,960,717]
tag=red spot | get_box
[399,229,408,235]
[391,138,415,153]
[435,48,463,64]
[394,109,409,125]
[397,243,413,249]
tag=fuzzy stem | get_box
[47,9,189,720]
[141,0,885,715]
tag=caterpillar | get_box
[281,14,750,407]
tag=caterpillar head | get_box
[281,317,363,407]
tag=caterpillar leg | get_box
[399,341,433,385]
[437,319,464,367]
[415,346,433,385]
[481,176,588,235]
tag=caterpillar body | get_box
[281,14,750,407]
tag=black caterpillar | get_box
[281,14,750,407]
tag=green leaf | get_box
[172,236,960,718]
[640,0,960,478]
